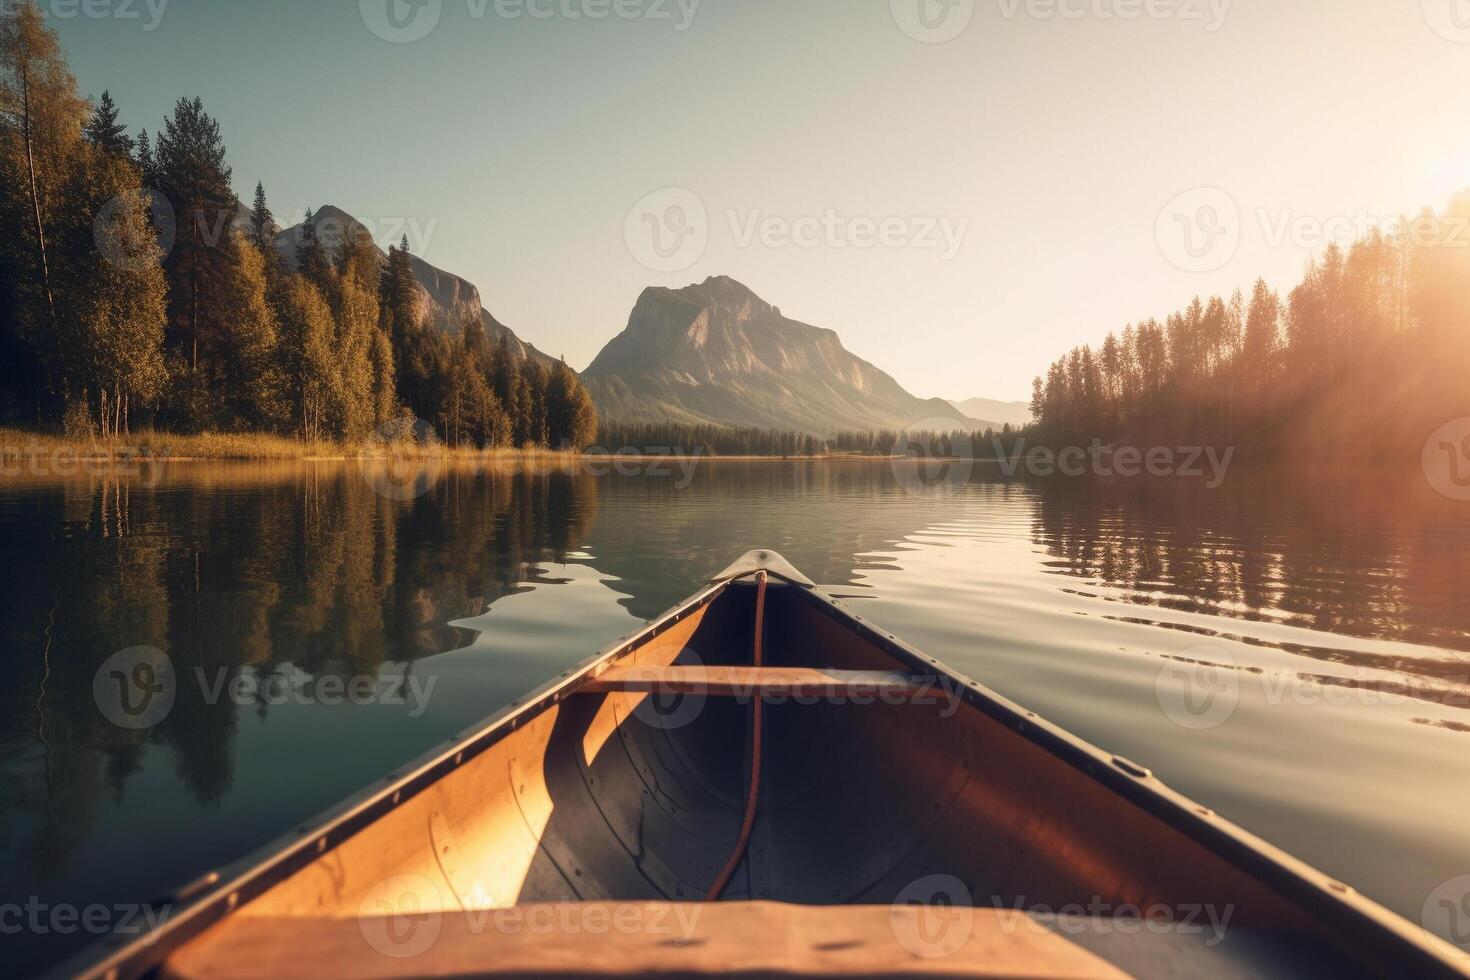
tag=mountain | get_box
[272,205,557,369]
[583,276,982,435]
[948,397,1032,429]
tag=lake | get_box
[3,457,1468,973]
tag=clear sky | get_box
[46,0,1470,401]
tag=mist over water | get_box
[2,459,1468,973]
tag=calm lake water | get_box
[3,458,1469,973]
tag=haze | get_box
[48,0,1470,401]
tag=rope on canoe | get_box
[705,570,766,901]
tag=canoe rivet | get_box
[226,892,239,911]
[1197,806,1211,816]
[393,791,402,805]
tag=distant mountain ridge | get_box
[583,276,983,435]
[948,397,1032,429]
[269,205,557,369]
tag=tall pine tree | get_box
[83,89,131,158]
[154,96,238,383]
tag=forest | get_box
[0,3,598,451]
[1029,203,1470,459]
[9,0,1464,463]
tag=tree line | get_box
[596,421,1023,457]
[0,2,597,449]
[1030,199,1470,457]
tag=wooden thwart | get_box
[582,665,933,699]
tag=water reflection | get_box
[1030,466,1470,689]
[2,459,1469,974]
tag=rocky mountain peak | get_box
[584,276,981,435]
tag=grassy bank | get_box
[0,428,583,462]
[0,429,908,467]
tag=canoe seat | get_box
[581,666,935,699]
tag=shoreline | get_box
[0,430,899,465]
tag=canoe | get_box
[62,550,1466,979]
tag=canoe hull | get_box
[59,552,1469,979]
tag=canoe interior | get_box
[148,575,1455,978]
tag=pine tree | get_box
[491,335,527,442]
[249,181,278,255]
[154,96,238,381]
[84,89,131,158]
[548,358,598,450]
[517,359,549,447]
[294,206,334,293]
[1242,279,1280,395]
[133,127,154,185]
[378,234,419,348]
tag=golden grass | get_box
[0,427,584,462]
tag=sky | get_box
[44,0,1470,402]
